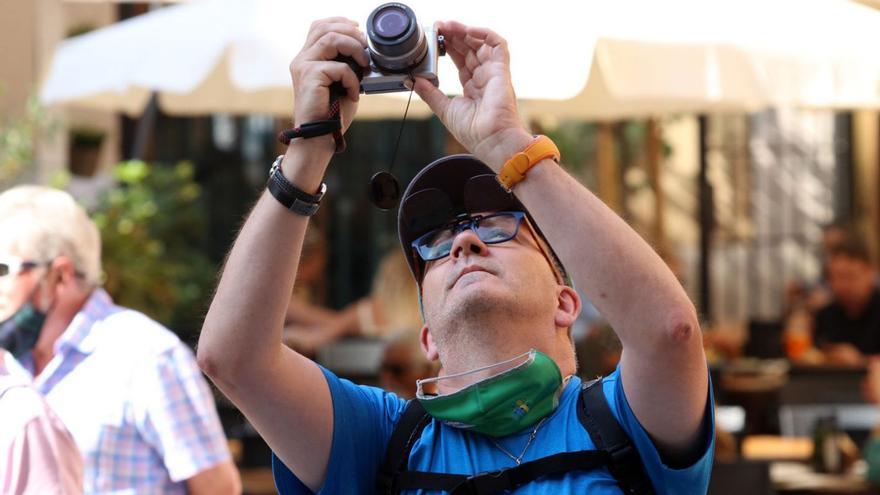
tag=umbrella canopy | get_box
[41,0,880,119]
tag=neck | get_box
[843,291,874,318]
[435,320,575,378]
[31,289,91,376]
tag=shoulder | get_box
[0,380,58,437]
[91,306,188,359]
[599,368,716,492]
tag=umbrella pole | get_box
[130,92,158,160]
[646,119,666,250]
[698,115,713,322]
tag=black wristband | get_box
[266,155,326,216]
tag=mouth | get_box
[450,265,492,289]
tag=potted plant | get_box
[68,126,105,177]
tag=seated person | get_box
[378,331,438,399]
[814,237,880,365]
[284,250,421,355]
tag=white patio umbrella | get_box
[524,0,880,119]
[40,0,586,118]
[41,0,880,119]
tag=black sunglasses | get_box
[0,259,42,278]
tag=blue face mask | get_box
[0,301,46,359]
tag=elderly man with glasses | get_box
[0,186,240,494]
[199,17,715,494]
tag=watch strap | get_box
[497,135,560,192]
[266,155,326,216]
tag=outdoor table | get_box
[715,360,871,436]
[738,435,873,494]
[770,462,872,494]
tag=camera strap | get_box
[277,92,346,153]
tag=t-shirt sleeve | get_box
[603,367,715,494]
[133,345,232,482]
[272,366,407,494]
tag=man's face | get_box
[827,254,875,310]
[0,244,44,321]
[418,212,561,357]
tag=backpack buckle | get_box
[607,441,636,464]
[451,468,510,495]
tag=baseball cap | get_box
[397,154,569,286]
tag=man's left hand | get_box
[412,21,532,169]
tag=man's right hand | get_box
[289,17,368,143]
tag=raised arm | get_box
[196,18,368,491]
[413,21,707,461]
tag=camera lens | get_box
[366,3,427,72]
[373,7,410,39]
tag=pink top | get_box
[1,352,82,495]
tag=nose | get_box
[449,228,489,260]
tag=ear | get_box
[554,285,581,330]
[420,324,440,362]
[50,256,79,287]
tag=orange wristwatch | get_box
[496,135,560,192]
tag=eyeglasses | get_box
[0,258,43,278]
[411,211,527,262]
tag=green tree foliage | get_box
[0,96,54,184]
[92,161,215,340]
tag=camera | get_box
[359,3,445,94]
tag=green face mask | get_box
[416,349,564,437]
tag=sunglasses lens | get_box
[415,227,455,261]
[475,213,521,244]
[0,264,8,277]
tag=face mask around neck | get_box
[0,301,47,359]
[415,349,565,437]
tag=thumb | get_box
[412,77,449,119]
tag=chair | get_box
[778,404,879,437]
[744,320,785,359]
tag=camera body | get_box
[359,3,444,95]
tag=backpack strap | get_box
[395,450,611,494]
[376,377,656,494]
[578,378,655,495]
[376,399,433,494]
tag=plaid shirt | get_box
[20,289,230,494]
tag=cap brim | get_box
[398,155,526,281]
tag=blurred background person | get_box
[0,350,82,495]
[283,226,338,332]
[377,331,437,399]
[284,249,422,356]
[814,236,880,365]
[0,186,240,494]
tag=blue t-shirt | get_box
[273,367,715,494]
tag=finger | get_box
[304,22,367,55]
[461,25,506,49]
[443,44,473,88]
[436,20,470,42]
[305,31,370,68]
[305,17,359,44]
[302,60,362,101]
[464,49,480,75]
[413,77,449,119]
[443,39,469,73]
